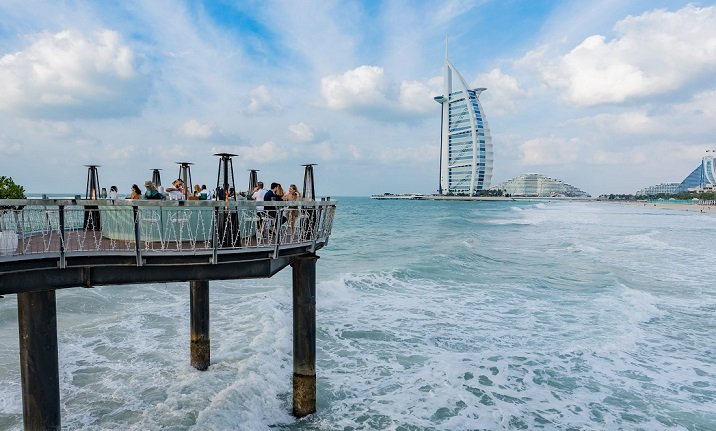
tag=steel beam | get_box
[17,290,61,431]
[291,253,318,417]
[190,280,210,370]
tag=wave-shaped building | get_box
[676,153,716,192]
[434,46,493,196]
[492,174,588,197]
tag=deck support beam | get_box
[291,254,318,417]
[190,280,210,370]
[17,289,61,431]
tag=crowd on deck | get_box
[103,179,302,204]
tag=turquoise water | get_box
[1,198,715,430]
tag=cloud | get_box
[288,122,314,142]
[180,119,215,139]
[246,85,282,114]
[432,0,484,25]
[321,65,440,121]
[472,69,525,115]
[535,4,716,106]
[180,119,214,139]
[0,136,21,155]
[571,88,716,139]
[0,29,150,119]
[373,144,436,164]
[519,136,581,166]
[236,141,289,163]
[321,65,390,110]
[398,77,441,113]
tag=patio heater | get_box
[151,168,162,187]
[176,162,194,199]
[301,164,316,201]
[214,153,237,202]
[248,169,259,196]
[85,165,101,199]
[213,153,239,247]
[83,165,101,230]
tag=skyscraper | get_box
[434,43,493,196]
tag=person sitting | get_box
[263,182,284,224]
[128,184,142,199]
[199,185,209,200]
[283,184,301,228]
[200,184,211,200]
[165,178,185,200]
[144,181,163,200]
[188,184,201,200]
[108,185,118,200]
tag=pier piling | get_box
[17,289,61,431]
[190,280,210,371]
[291,254,318,417]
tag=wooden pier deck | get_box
[0,198,336,429]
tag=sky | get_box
[1,0,716,196]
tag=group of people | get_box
[108,180,301,205]
[109,180,214,201]
[250,182,300,203]
[251,182,302,228]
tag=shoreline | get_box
[617,200,716,215]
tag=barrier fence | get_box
[0,199,336,260]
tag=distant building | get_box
[492,174,588,197]
[434,42,493,196]
[635,183,680,195]
[676,152,716,192]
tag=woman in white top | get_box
[165,179,185,200]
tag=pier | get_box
[0,196,336,429]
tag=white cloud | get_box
[398,77,441,113]
[519,136,581,166]
[321,65,390,110]
[237,141,289,163]
[572,110,657,135]
[0,29,149,119]
[0,137,21,155]
[374,144,436,164]
[288,122,315,142]
[321,65,439,120]
[246,85,281,114]
[180,119,215,139]
[571,88,716,138]
[347,144,362,159]
[432,0,483,24]
[472,69,525,115]
[536,5,716,106]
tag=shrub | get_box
[0,176,25,200]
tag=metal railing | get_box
[0,199,336,263]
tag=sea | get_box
[1,197,715,430]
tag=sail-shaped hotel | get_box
[434,48,493,196]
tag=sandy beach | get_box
[619,200,716,215]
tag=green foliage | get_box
[598,191,716,201]
[0,176,25,200]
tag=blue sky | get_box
[1,0,716,196]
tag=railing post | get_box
[189,280,210,370]
[291,253,319,417]
[132,206,142,266]
[273,203,283,258]
[212,206,219,263]
[58,206,66,269]
[17,289,61,431]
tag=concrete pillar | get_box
[291,254,318,417]
[17,290,61,431]
[190,280,210,371]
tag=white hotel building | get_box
[434,50,493,196]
